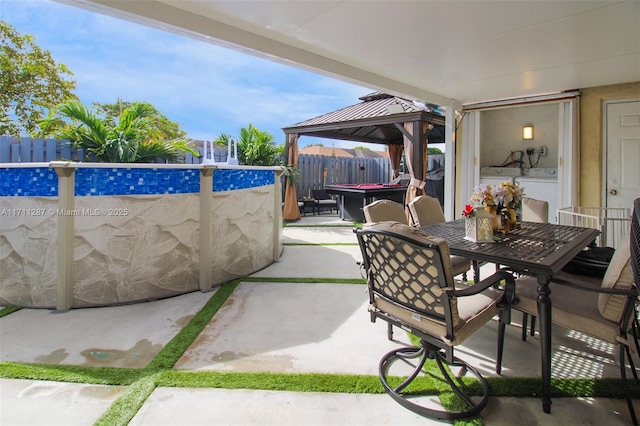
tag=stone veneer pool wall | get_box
[0,162,283,310]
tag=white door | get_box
[605,100,640,211]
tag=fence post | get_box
[45,139,57,161]
[60,139,71,161]
[32,138,44,162]
[0,136,11,162]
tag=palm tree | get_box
[40,100,198,163]
[233,123,285,166]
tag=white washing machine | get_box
[516,168,559,223]
[479,167,522,187]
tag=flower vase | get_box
[499,205,518,234]
[505,205,518,229]
[484,205,499,235]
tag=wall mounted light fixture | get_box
[522,125,534,140]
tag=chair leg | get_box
[497,315,506,375]
[387,322,393,340]
[530,315,536,336]
[522,313,529,342]
[625,345,638,380]
[378,342,489,421]
[473,261,481,283]
[620,345,638,425]
[632,316,640,358]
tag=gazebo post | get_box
[283,133,301,221]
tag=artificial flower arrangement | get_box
[462,203,476,218]
[467,181,525,234]
[470,181,524,210]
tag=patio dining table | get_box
[420,220,599,415]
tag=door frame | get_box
[601,98,640,208]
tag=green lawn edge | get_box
[0,306,22,318]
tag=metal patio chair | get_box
[363,199,408,224]
[355,221,515,420]
[408,195,474,282]
[312,189,337,215]
[512,199,640,425]
[517,196,550,340]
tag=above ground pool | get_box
[0,162,283,310]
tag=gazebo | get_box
[281,92,446,221]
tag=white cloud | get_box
[3,0,371,147]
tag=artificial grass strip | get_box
[0,306,22,317]
[284,242,358,246]
[156,370,384,393]
[0,362,143,385]
[486,377,640,399]
[439,392,484,426]
[240,276,366,284]
[156,361,483,396]
[285,224,356,228]
[94,373,160,426]
[145,281,240,371]
[2,359,637,400]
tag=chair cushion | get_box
[598,232,634,323]
[522,197,549,223]
[451,256,472,277]
[408,195,446,227]
[515,272,622,344]
[363,200,408,224]
[372,282,502,346]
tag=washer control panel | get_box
[526,168,557,178]
[480,167,522,177]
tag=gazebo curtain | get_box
[283,133,301,221]
[388,144,403,180]
[403,121,427,221]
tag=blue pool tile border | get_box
[75,168,201,196]
[0,167,58,197]
[213,169,274,191]
[1,167,275,197]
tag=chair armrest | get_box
[550,277,638,297]
[450,269,515,298]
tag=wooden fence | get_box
[0,136,208,164]
[295,153,393,198]
[1,136,444,204]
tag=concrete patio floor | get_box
[1,213,637,425]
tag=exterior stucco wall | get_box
[579,81,640,207]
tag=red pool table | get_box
[324,183,407,222]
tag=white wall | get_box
[480,104,559,169]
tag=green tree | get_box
[40,100,198,163]
[0,21,77,136]
[217,123,284,166]
[427,147,443,154]
[94,98,187,140]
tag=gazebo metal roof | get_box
[282,92,446,145]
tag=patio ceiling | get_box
[59,0,640,107]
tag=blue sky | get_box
[2,0,375,148]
